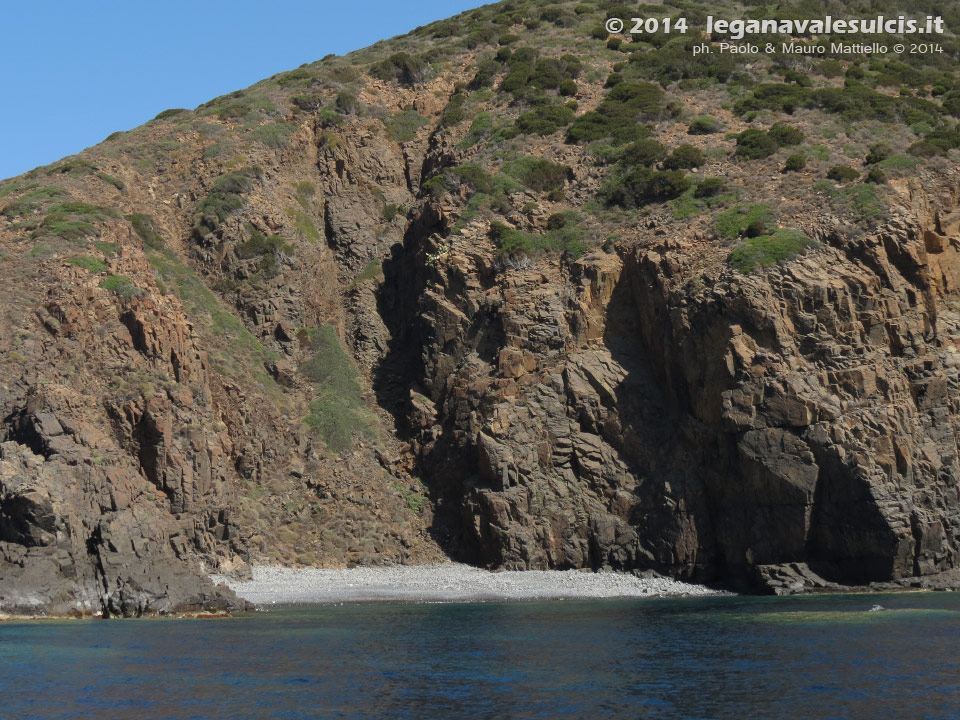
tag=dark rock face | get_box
[381,193,960,590]
[0,441,243,616]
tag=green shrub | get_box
[560,54,582,78]
[67,255,107,273]
[567,81,667,145]
[489,219,587,258]
[908,140,942,157]
[291,94,323,112]
[865,143,892,164]
[423,163,507,197]
[382,203,404,222]
[605,73,623,88]
[459,113,495,148]
[827,165,860,183]
[46,158,97,177]
[734,83,812,114]
[215,103,253,121]
[276,68,314,88]
[662,144,705,170]
[715,204,775,238]
[813,84,902,122]
[864,168,887,184]
[370,52,429,85]
[607,37,622,50]
[782,69,811,87]
[876,154,919,170]
[559,79,578,97]
[818,59,844,78]
[236,230,292,259]
[350,259,384,288]
[335,92,361,115]
[620,139,666,167]
[285,207,320,243]
[99,275,143,298]
[694,178,725,198]
[36,215,95,240]
[728,229,816,273]
[471,59,501,89]
[195,166,262,234]
[97,173,125,191]
[606,168,691,208]
[385,109,427,141]
[301,325,376,452]
[464,26,501,49]
[504,157,572,192]
[48,202,118,219]
[154,108,188,121]
[688,115,721,135]
[735,129,778,159]
[767,123,804,146]
[841,183,885,220]
[126,213,164,249]
[744,219,768,237]
[783,154,806,172]
[439,94,467,128]
[530,58,566,90]
[251,122,297,149]
[1,199,37,218]
[515,104,576,136]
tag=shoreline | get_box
[211,564,730,606]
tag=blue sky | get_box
[0,0,488,180]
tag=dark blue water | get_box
[2,593,960,719]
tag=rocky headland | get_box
[2,0,960,614]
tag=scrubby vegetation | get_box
[99,275,142,298]
[251,122,297,149]
[827,165,860,183]
[385,109,427,142]
[688,115,721,135]
[67,255,108,273]
[729,230,817,273]
[489,217,587,258]
[663,145,705,170]
[567,81,670,144]
[370,52,430,86]
[127,213,164,249]
[715,204,776,239]
[783,154,806,173]
[195,167,262,234]
[503,157,572,192]
[301,325,377,452]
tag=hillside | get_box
[2,0,960,615]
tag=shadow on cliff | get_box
[371,206,478,563]
[598,254,722,582]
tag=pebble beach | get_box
[212,564,728,605]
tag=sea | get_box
[2,592,959,719]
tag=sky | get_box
[0,0,488,180]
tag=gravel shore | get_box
[212,564,728,605]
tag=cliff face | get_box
[3,0,960,613]
[393,194,960,591]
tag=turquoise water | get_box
[2,593,960,719]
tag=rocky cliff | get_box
[2,0,960,613]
